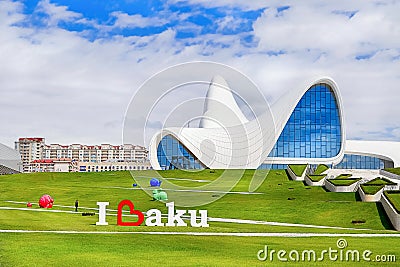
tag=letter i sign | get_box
[96,200,209,227]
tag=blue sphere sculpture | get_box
[150,178,161,187]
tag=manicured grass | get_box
[0,170,399,266]
[360,185,384,195]
[0,170,392,230]
[364,178,397,186]
[326,178,361,186]
[314,164,329,175]
[288,164,307,177]
[307,174,326,182]
[335,174,353,179]
[384,168,400,176]
[0,170,385,231]
[384,191,400,213]
[360,178,397,195]
[1,234,399,266]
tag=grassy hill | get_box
[0,170,398,266]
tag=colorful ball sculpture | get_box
[39,194,54,208]
[152,189,168,201]
[150,178,161,187]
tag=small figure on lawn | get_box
[75,199,79,212]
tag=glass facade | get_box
[157,135,204,170]
[258,163,333,170]
[334,154,385,169]
[269,83,342,159]
[258,164,287,170]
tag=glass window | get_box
[267,83,342,161]
[334,154,388,169]
[157,135,205,170]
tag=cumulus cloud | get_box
[35,0,83,27]
[0,0,399,148]
[110,11,168,28]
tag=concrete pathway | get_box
[102,186,264,195]
[0,204,374,231]
[0,229,399,237]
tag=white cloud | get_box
[166,0,272,10]
[110,11,168,28]
[215,16,245,32]
[247,1,400,142]
[0,4,180,146]
[35,0,82,27]
[0,0,399,148]
[253,2,400,56]
[0,0,25,26]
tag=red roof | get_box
[31,158,72,164]
[32,159,53,164]
[19,137,44,142]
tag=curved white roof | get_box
[150,76,346,169]
[345,140,400,167]
[199,75,249,128]
[0,143,21,172]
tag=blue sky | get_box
[19,0,264,41]
[0,0,399,146]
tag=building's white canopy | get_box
[150,76,346,169]
[346,140,400,168]
[0,143,21,172]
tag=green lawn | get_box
[361,185,384,195]
[364,178,397,186]
[1,234,398,266]
[384,191,400,213]
[360,178,397,195]
[288,164,307,177]
[314,164,329,175]
[0,170,399,266]
[0,170,386,231]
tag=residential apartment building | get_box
[42,143,148,163]
[15,137,45,172]
[77,161,152,173]
[16,138,149,172]
[28,158,75,173]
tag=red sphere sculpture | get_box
[39,194,54,208]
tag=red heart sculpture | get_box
[117,200,144,226]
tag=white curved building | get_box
[0,142,21,174]
[149,76,398,170]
